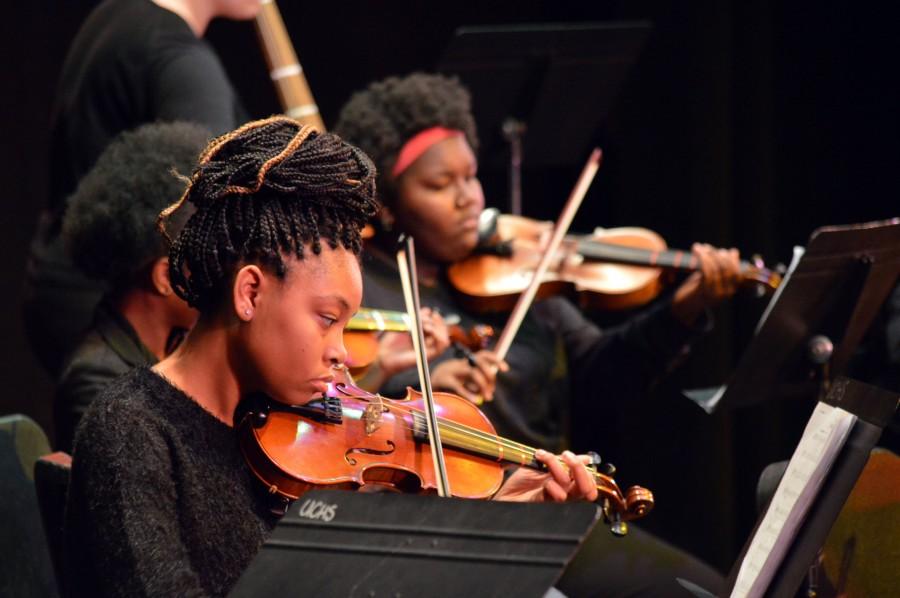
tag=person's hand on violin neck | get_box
[430,349,508,405]
[493,450,599,503]
[671,243,742,326]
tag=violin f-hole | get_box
[344,440,396,466]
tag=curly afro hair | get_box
[333,72,478,197]
[63,121,210,286]
[159,116,378,311]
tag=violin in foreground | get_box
[238,380,653,536]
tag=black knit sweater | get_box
[64,367,280,597]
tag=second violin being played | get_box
[448,212,783,312]
[342,307,493,375]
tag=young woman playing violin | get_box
[64,117,601,597]
[335,73,743,446]
[334,72,740,596]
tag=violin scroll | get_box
[590,465,655,536]
[744,254,785,296]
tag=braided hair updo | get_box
[159,116,378,311]
[333,72,478,203]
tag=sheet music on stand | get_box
[715,376,899,598]
[729,402,857,598]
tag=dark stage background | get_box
[3,0,897,574]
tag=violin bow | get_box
[396,235,452,497]
[492,149,603,362]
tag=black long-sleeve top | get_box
[48,0,245,221]
[360,251,709,451]
[54,299,157,453]
[65,367,280,597]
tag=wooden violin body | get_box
[448,214,782,313]
[239,384,504,500]
[342,308,493,373]
[238,383,654,529]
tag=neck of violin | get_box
[575,237,763,280]
[254,1,326,130]
[576,237,700,271]
[417,411,606,485]
[346,308,410,332]
[432,416,539,467]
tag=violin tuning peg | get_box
[599,461,616,477]
[608,511,628,537]
[252,409,268,428]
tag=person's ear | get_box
[150,257,174,296]
[233,264,264,321]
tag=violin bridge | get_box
[363,394,384,435]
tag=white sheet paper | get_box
[730,401,857,598]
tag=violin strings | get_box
[380,406,610,489]
[341,393,536,457]
[355,398,547,466]
[330,391,607,481]
[366,399,535,453]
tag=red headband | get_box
[390,126,465,178]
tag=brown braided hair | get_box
[158,116,378,311]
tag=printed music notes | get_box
[730,402,857,598]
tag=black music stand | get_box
[230,489,598,597]
[716,377,898,597]
[685,218,900,413]
[436,22,651,213]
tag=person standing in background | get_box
[25,0,261,377]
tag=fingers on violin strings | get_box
[543,478,570,502]
[711,247,739,297]
[695,243,723,297]
[563,451,599,501]
[726,247,742,293]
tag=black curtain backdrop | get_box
[3,0,897,573]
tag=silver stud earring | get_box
[244,309,251,317]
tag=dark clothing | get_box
[361,250,707,451]
[361,252,724,596]
[26,0,246,376]
[882,283,900,390]
[55,299,157,453]
[65,367,279,597]
[48,0,244,222]
[557,524,724,597]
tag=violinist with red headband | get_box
[334,72,738,596]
